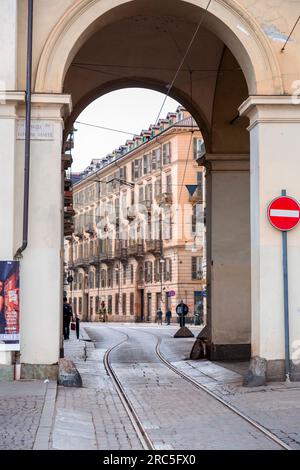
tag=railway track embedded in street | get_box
[103,333,155,450]
[103,326,292,451]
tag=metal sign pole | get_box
[281,189,291,381]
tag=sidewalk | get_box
[49,326,142,450]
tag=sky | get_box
[71,88,180,171]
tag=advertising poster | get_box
[0,261,20,351]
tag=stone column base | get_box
[21,364,58,380]
[207,342,251,361]
[244,356,300,386]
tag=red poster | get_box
[0,261,20,351]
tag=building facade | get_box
[65,107,206,323]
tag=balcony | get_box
[62,153,73,170]
[89,255,101,266]
[64,189,73,204]
[128,243,144,259]
[155,192,172,206]
[147,240,161,256]
[100,250,114,264]
[115,246,128,262]
[64,206,75,219]
[74,257,89,269]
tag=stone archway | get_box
[11,0,300,383]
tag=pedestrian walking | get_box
[165,308,172,325]
[63,297,73,340]
[156,307,163,325]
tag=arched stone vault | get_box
[35,0,283,96]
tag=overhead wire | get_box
[281,15,300,52]
[154,0,212,125]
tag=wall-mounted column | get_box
[204,154,251,360]
[0,0,20,371]
[15,94,71,379]
[240,96,300,382]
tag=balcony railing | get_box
[128,243,144,258]
[100,250,114,263]
[146,240,161,255]
[89,255,101,266]
[115,247,128,261]
[74,257,89,269]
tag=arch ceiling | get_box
[35,0,283,152]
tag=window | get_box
[115,293,119,314]
[130,264,134,284]
[154,259,161,282]
[95,296,100,314]
[164,258,172,282]
[145,183,153,203]
[116,269,120,286]
[145,261,153,283]
[152,148,161,171]
[78,273,83,290]
[138,186,144,203]
[73,298,77,315]
[89,271,94,289]
[119,166,127,182]
[96,270,100,288]
[192,257,203,280]
[193,137,205,159]
[90,297,93,316]
[163,208,172,240]
[143,154,150,175]
[155,179,162,197]
[163,142,171,165]
[101,269,106,288]
[79,297,82,314]
[108,295,112,314]
[131,190,135,205]
[122,293,126,315]
[133,158,142,179]
[166,174,172,194]
[130,293,134,315]
[192,204,202,235]
[107,268,113,288]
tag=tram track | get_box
[103,331,155,450]
[101,326,291,451]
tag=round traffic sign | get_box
[268,196,300,231]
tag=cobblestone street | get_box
[0,381,50,450]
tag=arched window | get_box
[89,270,95,289]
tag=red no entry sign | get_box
[268,196,300,231]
